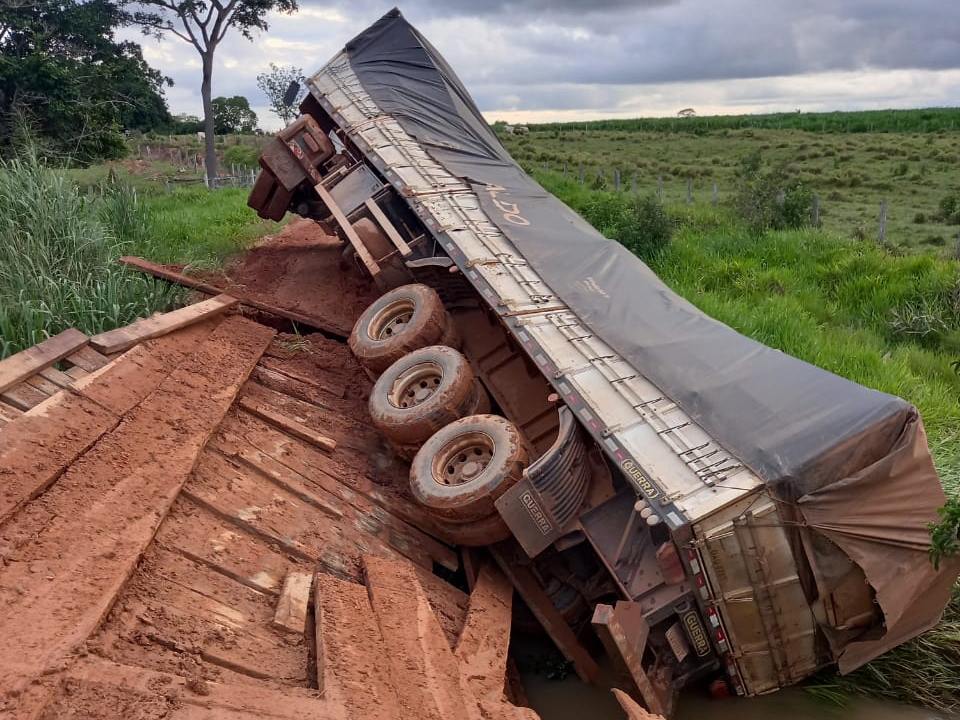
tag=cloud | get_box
[120,0,960,130]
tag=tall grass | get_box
[0,148,182,357]
[539,171,960,711]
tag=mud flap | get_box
[495,479,560,557]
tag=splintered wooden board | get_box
[0,327,88,394]
[90,294,239,354]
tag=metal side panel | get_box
[694,492,820,695]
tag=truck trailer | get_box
[247,9,959,713]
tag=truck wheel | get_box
[369,346,481,446]
[409,414,527,523]
[349,284,452,375]
[431,512,512,547]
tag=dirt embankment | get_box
[188,218,381,335]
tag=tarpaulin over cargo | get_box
[338,9,958,667]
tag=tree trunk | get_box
[201,51,217,187]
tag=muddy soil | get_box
[185,217,381,335]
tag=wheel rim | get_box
[368,298,415,341]
[388,361,444,409]
[431,431,495,487]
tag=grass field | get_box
[500,109,960,255]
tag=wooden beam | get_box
[237,396,337,453]
[313,183,382,282]
[455,563,513,702]
[364,198,413,257]
[363,555,479,720]
[611,688,665,720]
[314,572,401,719]
[273,571,313,634]
[0,327,88,394]
[0,381,50,410]
[491,542,602,685]
[90,294,239,354]
[119,256,351,338]
[591,602,665,717]
[65,345,110,372]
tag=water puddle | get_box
[515,641,954,720]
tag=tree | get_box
[0,0,172,162]
[256,62,304,125]
[129,0,298,185]
[212,95,256,134]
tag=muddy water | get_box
[515,642,953,720]
[519,670,954,720]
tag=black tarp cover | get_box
[338,8,958,670]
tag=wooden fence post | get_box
[686,178,692,205]
[657,175,663,200]
[614,170,621,191]
[812,195,820,227]
[579,167,584,185]
[878,200,888,243]
[712,184,718,204]
[562,164,567,179]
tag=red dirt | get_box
[187,217,381,335]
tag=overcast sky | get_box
[123,0,960,130]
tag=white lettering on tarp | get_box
[485,184,531,226]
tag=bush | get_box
[583,193,672,262]
[223,144,260,168]
[732,153,813,233]
[936,194,960,224]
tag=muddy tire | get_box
[438,311,463,350]
[431,512,512,547]
[369,346,481,446]
[349,284,450,375]
[409,414,527,523]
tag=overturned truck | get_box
[248,9,959,714]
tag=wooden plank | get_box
[93,544,309,685]
[256,357,346,399]
[0,381,49,410]
[273,571,313,634]
[612,688,664,720]
[61,657,338,719]
[365,197,413,257]
[215,415,457,572]
[37,365,76,389]
[64,364,89,380]
[182,448,412,579]
[0,316,274,703]
[491,543,602,685]
[0,327,88,394]
[65,345,110,372]
[592,602,665,717]
[314,572,401,719]
[119,256,352,338]
[157,496,303,597]
[455,563,514,703]
[24,374,62,396]
[90,294,239,354]
[314,183,381,280]
[237,395,337,452]
[363,555,481,720]
[0,323,220,529]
